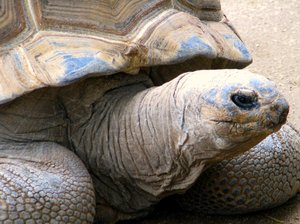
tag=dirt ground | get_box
[122,0,300,224]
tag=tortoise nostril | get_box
[265,98,289,128]
[231,92,258,110]
[276,98,289,124]
[279,110,288,124]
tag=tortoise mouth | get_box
[210,117,285,142]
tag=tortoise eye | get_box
[231,92,258,110]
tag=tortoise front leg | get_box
[0,142,95,223]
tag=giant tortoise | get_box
[0,0,298,223]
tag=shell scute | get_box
[0,0,26,45]
[37,0,168,35]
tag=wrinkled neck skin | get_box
[66,74,262,216]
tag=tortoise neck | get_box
[68,76,207,214]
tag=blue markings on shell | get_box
[64,55,94,75]
[224,35,252,62]
[175,36,215,63]
[61,54,114,84]
[13,50,23,71]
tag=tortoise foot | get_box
[0,142,95,223]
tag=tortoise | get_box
[0,0,298,223]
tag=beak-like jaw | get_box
[260,97,289,131]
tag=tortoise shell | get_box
[0,0,251,103]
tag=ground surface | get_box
[122,0,300,223]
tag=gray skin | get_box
[0,69,289,223]
[177,123,300,214]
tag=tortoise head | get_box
[173,69,289,161]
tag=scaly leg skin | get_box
[0,142,95,223]
[178,123,300,214]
